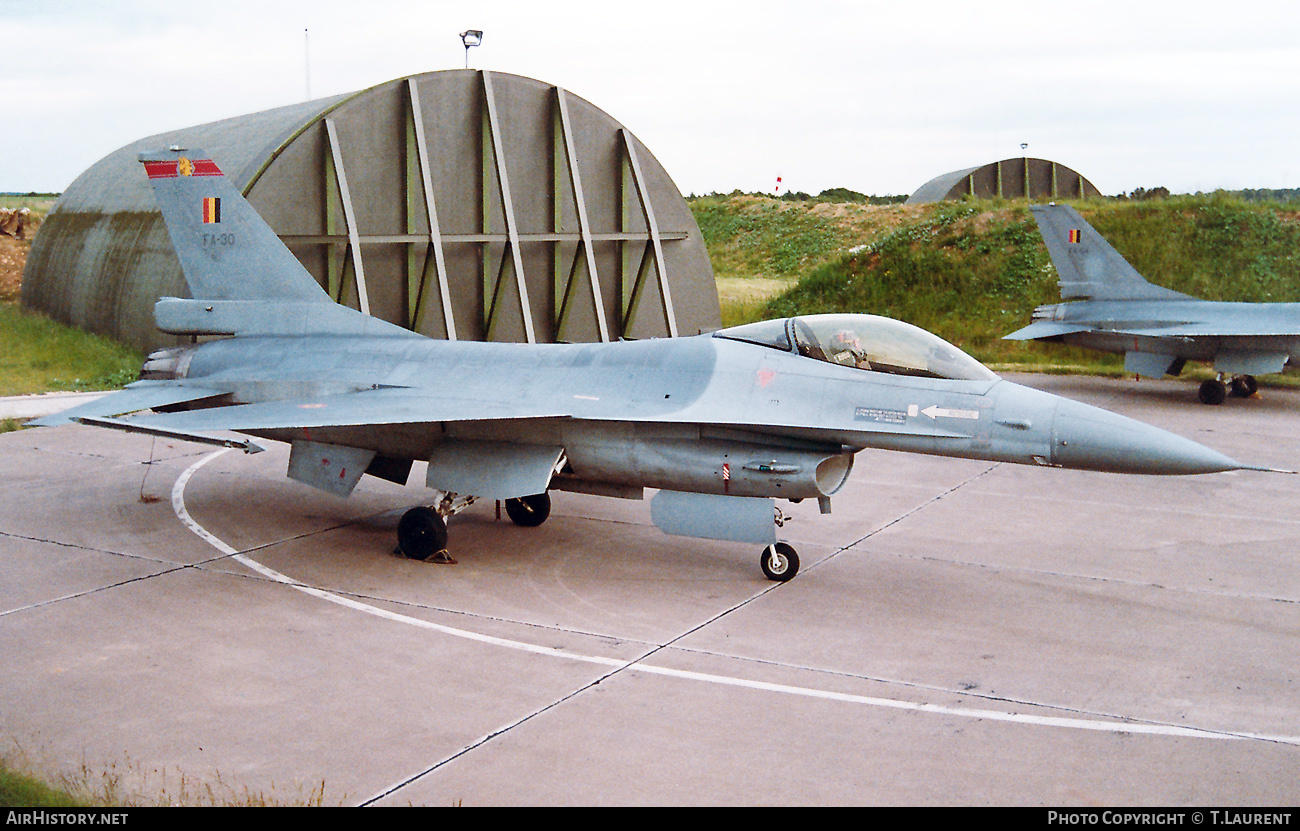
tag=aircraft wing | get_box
[79,380,975,449]
[93,386,575,433]
[28,381,228,427]
[1009,319,1300,340]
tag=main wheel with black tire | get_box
[1230,375,1258,397]
[504,492,551,527]
[1198,379,1227,405]
[397,506,451,562]
[760,542,800,582]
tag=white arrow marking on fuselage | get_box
[921,404,980,420]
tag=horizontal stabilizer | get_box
[155,298,417,339]
[1003,320,1094,341]
[28,381,226,427]
[74,416,264,453]
[1030,204,1192,302]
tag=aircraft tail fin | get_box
[1030,204,1191,302]
[140,148,333,305]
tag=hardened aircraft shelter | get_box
[23,70,719,352]
[907,157,1102,204]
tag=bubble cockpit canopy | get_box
[713,314,998,382]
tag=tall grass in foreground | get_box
[0,760,83,807]
[0,752,335,807]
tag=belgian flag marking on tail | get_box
[1068,229,1082,243]
[202,197,222,224]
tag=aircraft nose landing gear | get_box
[760,542,800,582]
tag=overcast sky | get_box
[4,0,1299,197]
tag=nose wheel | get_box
[760,542,800,581]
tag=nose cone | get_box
[1051,396,1243,475]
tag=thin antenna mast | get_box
[304,28,311,99]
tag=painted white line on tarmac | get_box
[173,449,1297,748]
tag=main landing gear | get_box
[1198,374,1258,405]
[396,491,553,563]
[504,492,551,527]
[397,488,801,583]
[397,506,452,563]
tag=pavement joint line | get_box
[166,448,1300,806]
[0,520,339,618]
[812,462,1002,572]
[816,463,1300,604]
[902,551,1300,606]
[360,661,637,806]
[0,560,192,618]
[660,639,1291,743]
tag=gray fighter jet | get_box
[32,150,1266,581]
[1006,203,1300,405]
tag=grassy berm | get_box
[0,196,142,406]
[692,192,1300,376]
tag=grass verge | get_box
[0,760,83,807]
[0,303,141,397]
[0,748,335,807]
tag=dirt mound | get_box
[0,216,38,301]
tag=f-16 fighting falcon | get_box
[32,150,1269,581]
[1007,203,1300,405]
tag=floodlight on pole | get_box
[460,30,483,68]
[1021,144,1030,198]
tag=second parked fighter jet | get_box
[1007,203,1300,404]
